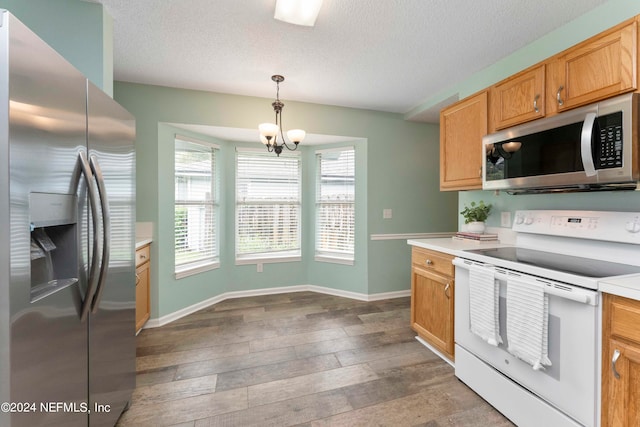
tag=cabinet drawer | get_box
[609,295,640,345]
[411,247,454,277]
[136,244,150,267]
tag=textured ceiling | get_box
[98,0,608,120]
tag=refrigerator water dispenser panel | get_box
[29,193,79,302]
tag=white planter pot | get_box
[467,221,485,233]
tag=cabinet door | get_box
[411,266,454,359]
[549,20,637,113]
[604,339,640,427]
[439,91,487,191]
[135,262,150,332]
[490,65,545,131]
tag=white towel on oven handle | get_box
[468,263,502,346]
[506,275,551,371]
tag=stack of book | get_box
[452,231,499,243]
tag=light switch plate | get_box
[383,209,392,219]
[501,211,511,228]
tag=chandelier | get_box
[258,75,305,156]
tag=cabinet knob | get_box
[135,273,140,285]
[533,94,540,113]
[612,349,621,379]
[556,86,564,106]
[444,283,451,299]
[425,259,433,265]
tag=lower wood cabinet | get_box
[135,244,151,333]
[410,246,455,361]
[602,293,640,426]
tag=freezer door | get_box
[86,82,136,427]
[4,12,89,427]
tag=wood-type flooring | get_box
[116,291,513,426]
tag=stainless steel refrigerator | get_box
[0,10,136,427]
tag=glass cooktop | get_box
[464,247,640,279]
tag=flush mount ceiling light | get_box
[259,75,305,157]
[274,0,323,26]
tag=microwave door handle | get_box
[580,112,598,177]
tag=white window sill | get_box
[314,255,354,266]
[235,255,301,266]
[175,260,220,280]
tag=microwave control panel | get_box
[596,111,623,169]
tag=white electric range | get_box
[453,210,640,427]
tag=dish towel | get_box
[506,276,552,371]
[468,264,502,346]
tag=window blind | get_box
[236,149,301,258]
[316,147,355,260]
[174,138,219,271]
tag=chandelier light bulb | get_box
[287,129,306,144]
[259,123,278,139]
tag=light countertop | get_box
[599,275,640,301]
[136,238,152,250]
[407,237,513,257]
[409,238,640,302]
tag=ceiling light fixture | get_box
[258,75,305,157]
[274,0,323,27]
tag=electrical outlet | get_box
[257,263,263,273]
[383,209,392,219]
[501,211,511,228]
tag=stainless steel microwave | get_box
[483,93,640,194]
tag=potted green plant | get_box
[460,200,492,233]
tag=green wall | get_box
[114,83,454,319]
[460,191,640,230]
[0,0,113,94]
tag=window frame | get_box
[315,146,355,265]
[235,147,302,265]
[174,134,220,279]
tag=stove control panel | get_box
[513,210,640,244]
[627,219,640,233]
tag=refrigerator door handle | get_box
[89,155,111,313]
[89,156,111,313]
[74,151,100,322]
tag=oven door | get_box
[454,258,599,427]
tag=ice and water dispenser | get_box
[29,192,79,302]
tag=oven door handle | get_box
[453,258,598,306]
[541,283,593,305]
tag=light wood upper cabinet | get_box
[548,19,637,114]
[411,247,455,361]
[490,64,545,131]
[602,293,640,427]
[439,91,487,191]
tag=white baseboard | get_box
[143,285,411,329]
[415,336,454,368]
